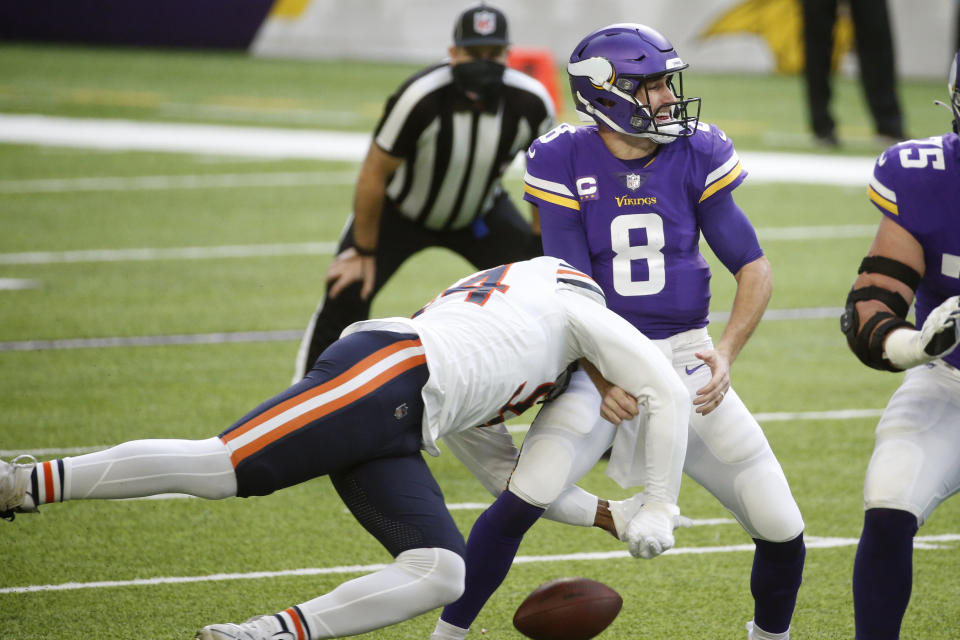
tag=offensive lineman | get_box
[840,50,960,640]
[0,256,690,640]
[433,24,805,640]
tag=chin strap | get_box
[574,91,678,143]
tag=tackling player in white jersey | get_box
[840,50,960,640]
[0,256,689,640]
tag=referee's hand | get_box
[326,247,376,300]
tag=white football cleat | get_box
[0,455,39,521]
[196,615,295,640]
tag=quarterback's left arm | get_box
[696,190,769,415]
[693,256,772,414]
[842,216,960,370]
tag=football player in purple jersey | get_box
[433,24,805,640]
[840,50,960,640]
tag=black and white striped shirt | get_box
[374,62,555,230]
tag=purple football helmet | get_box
[567,23,700,143]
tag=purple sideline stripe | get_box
[0,0,275,50]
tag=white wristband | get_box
[883,327,927,369]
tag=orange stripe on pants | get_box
[227,352,426,468]
[221,339,422,448]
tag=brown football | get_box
[512,577,623,640]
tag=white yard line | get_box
[0,307,843,352]
[0,243,337,265]
[505,407,884,435]
[0,227,867,265]
[0,114,877,186]
[0,330,303,352]
[0,114,369,160]
[0,407,884,458]
[2,533,956,594]
[157,102,368,128]
[0,230,866,265]
[0,278,39,290]
[756,225,876,240]
[0,171,357,193]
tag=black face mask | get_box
[451,59,506,106]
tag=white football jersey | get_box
[344,256,684,457]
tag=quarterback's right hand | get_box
[326,248,376,300]
[625,502,681,559]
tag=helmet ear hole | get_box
[597,97,616,108]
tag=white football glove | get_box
[625,502,681,559]
[610,494,693,542]
[884,295,960,369]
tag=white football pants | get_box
[864,360,960,525]
[509,327,805,542]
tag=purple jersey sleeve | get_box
[694,124,748,203]
[868,134,960,369]
[538,203,594,277]
[698,191,764,275]
[523,124,594,275]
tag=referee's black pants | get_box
[801,0,904,139]
[294,192,539,379]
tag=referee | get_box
[294,3,556,378]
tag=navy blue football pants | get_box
[219,330,465,557]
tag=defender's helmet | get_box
[567,23,700,143]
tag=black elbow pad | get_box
[840,256,921,371]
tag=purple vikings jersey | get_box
[867,133,960,369]
[524,122,760,338]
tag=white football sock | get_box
[297,547,465,639]
[747,620,790,640]
[430,617,469,640]
[63,437,236,500]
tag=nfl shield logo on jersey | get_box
[474,10,497,35]
[394,403,409,420]
[625,173,643,191]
